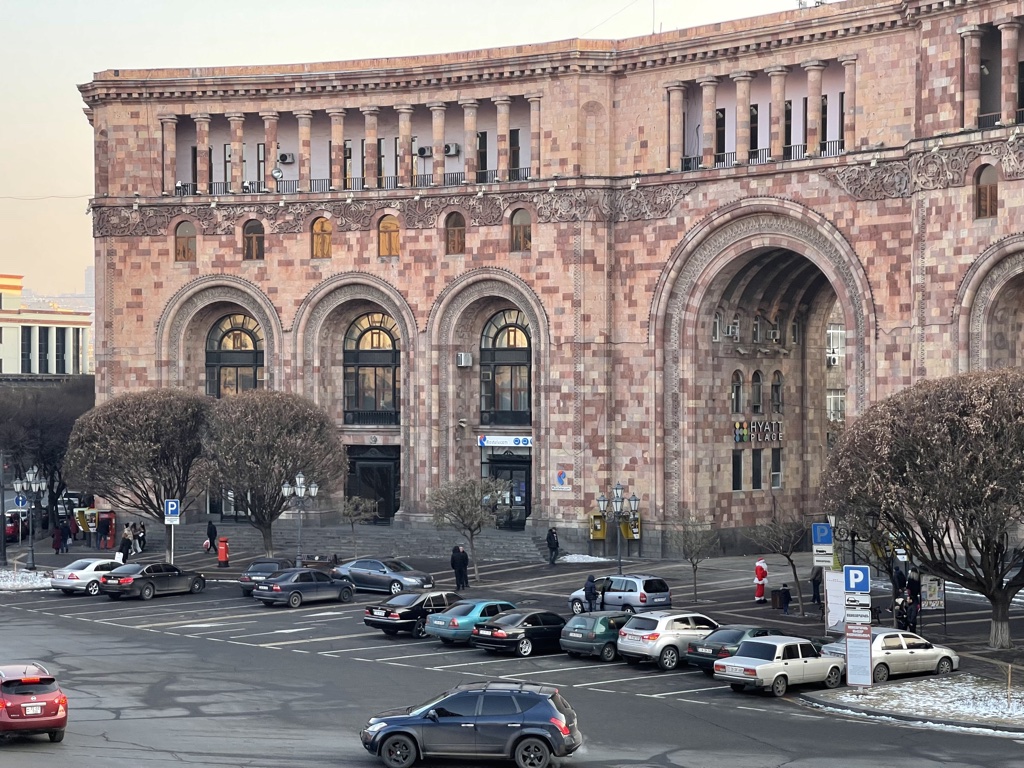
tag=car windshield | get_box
[705,629,746,644]
[445,604,477,617]
[735,641,778,660]
[410,690,457,717]
[383,560,413,572]
[66,559,99,570]
[384,593,420,607]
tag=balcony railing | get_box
[344,410,400,426]
[443,171,465,186]
[476,169,497,183]
[1018,107,1024,125]
[509,167,532,181]
[175,182,197,196]
[348,177,365,191]
[380,175,400,190]
[414,173,434,187]
[210,181,229,195]
[748,148,771,164]
[310,178,331,193]
[681,155,701,171]
[819,139,846,157]
[783,144,806,161]
[714,151,737,168]
[277,180,299,194]
[240,180,267,194]
[978,112,1001,129]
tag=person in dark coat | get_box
[206,520,218,555]
[780,583,793,615]
[546,527,560,565]
[450,545,470,590]
[138,522,147,552]
[96,517,109,550]
[809,565,823,605]
[59,519,72,554]
[583,575,598,613]
[51,527,63,556]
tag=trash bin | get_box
[771,588,782,609]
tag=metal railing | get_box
[310,178,331,193]
[240,180,267,194]
[714,151,737,167]
[978,112,1001,129]
[819,139,846,157]
[344,410,400,426]
[783,144,806,161]
[210,181,229,195]
[509,167,532,181]
[380,176,400,190]
[476,169,497,183]
[681,155,701,171]
[175,182,197,196]
[1018,107,1024,125]
[348,177,365,191]
[414,173,434,187]
[748,148,771,164]
[443,171,465,186]
[276,180,299,194]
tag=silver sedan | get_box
[50,557,122,596]
[821,627,959,683]
[331,558,434,594]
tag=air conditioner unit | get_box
[725,325,740,340]
[827,354,840,367]
[443,143,461,156]
[455,352,473,368]
[278,152,296,164]
[417,146,433,158]
[767,330,781,341]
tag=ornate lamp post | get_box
[12,466,43,571]
[281,471,318,565]
[597,482,640,576]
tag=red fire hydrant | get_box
[217,536,229,568]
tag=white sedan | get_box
[714,635,845,697]
[821,627,959,683]
[50,557,122,596]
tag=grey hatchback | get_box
[567,574,671,615]
[560,611,632,662]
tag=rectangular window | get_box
[802,97,808,144]
[752,448,763,490]
[377,137,386,185]
[344,139,353,188]
[223,144,231,183]
[784,100,793,147]
[38,326,49,374]
[190,146,198,184]
[510,128,521,171]
[827,389,846,422]
[771,447,782,489]
[750,105,759,151]
[411,135,419,176]
[73,328,82,374]
[208,148,213,186]
[360,139,366,181]
[715,109,726,155]
[820,94,828,149]
[477,130,488,182]
[732,450,743,492]
[826,323,846,356]
[257,143,265,182]
[21,326,31,373]
[55,327,67,375]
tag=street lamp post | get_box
[0,452,7,569]
[281,471,318,565]
[12,466,42,571]
[597,482,640,576]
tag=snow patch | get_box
[0,568,54,591]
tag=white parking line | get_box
[573,674,652,687]
[430,657,521,669]
[493,663,626,676]
[260,633,382,647]
[650,684,727,696]
[372,648,477,661]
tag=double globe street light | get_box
[597,482,639,576]
[12,466,43,571]
[281,472,318,564]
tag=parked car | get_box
[714,635,845,696]
[254,567,355,608]
[4,511,30,542]
[685,625,787,676]
[617,611,719,670]
[567,573,671,615]
[360,680,582,768]
[424,599,516,644]
[364,591,463,637]
[560,611,633,662]
[332,558,434,594]
[820,627,959,683]
[0,662,68,743]
[237,557,295,596]
[50,558,122,597]
[470,609,567,657]
[99,562,205,600]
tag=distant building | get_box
[0,275,92,377]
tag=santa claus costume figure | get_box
[753,557,769,603]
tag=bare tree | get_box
[822,369,1024,649]
[428,476,511,583]
[669,514,721,602]
[205,391,347,556]
[64,389,209,559]
[338,496,378,560]
[744,504,808,616]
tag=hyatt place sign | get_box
[733,421,783,443]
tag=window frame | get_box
[730,371,743,414]
[480,309,532,426]
[510,209,532,252]
[976,164,998,219]
[378,214,400,257]
[311,216,333,260]
[242,220,265,261]
[445,212,466,255]
[174,221,197,262]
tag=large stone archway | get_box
[954,234,1024,372]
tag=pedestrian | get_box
[894,596,909,630]
[450,544,470,590]
[51,526,62,556]
[130,522,141,554]
[809,564,823,605]
[583,574,598,613]
[905,567,922,632]
[59,518,72,554]
[96,517,109,550]
[753,556,769,603]
[546,527,560,565]
[780,583,792,615]
[118,523,134,563]
[138,523,147,552]
[206,520,218,555]
[69,514,79,542]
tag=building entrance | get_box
[346,446,401,524]
[488,453,531,530]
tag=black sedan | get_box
[332,558,434,594]
[98,563,205,601]
[364,591,462,637]
[238,557,295,596]
[470,609,567,657]
[684,625,786,676]
[254,567,355,608]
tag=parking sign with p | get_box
[844,564,871,593]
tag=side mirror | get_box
[426,709,439,722]
[923,642,933,649]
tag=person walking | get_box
[206,520,218,555]
[546,527,560,566]
[118,523,134,563]
[809,564,823,605]
[780,583,793,615]
[450,544,470,590]
[130,522,142,555]
[59,518,72,554]
[906,567,922,632]
[753,556,769,603]
[583,574,598,613]
[51,526,63,556]
[138,523,147,552]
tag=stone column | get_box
[157,114,177,195]
[327,108,345,190]
[697,76,719,168]
[803,61,826,155]
[731,74,753,165]
[428,102,446,183]
[396,105,414,186]
[192,113,211,194]
[960,26,984,129]
[527,94,542,179]
[227,112,245,192]
[766,67,789,161]
[838,55,857,151]
[665,81,686,170]
[361,106,380,188]
[295,110,312,191]
[459,99,479,182]
[260,111,279,191]
[999,20,1021,125]
[494,96,511,180]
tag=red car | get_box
[0,663,68,743]
[4,512,30,542]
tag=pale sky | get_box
[0,0,797,295]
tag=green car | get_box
[559,611,633,662]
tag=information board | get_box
[845,622,873,687]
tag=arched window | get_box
[771,371,784,414]
[510,209,532,252]
[730,371,743,414]
[174,221,196,262]
[343,312,401,425]
[445,212,466,255]
[751,315,762,343]
[712,311,722,342]
[480,309,531,426]
[311,217,332,259]
[378,215,400,257]
[976,164,998,218]
[751,371,763,413]
[205,313,264,397]
[243,220,264,261]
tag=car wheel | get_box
[873,663,890,684]
[600,643,617,663]
[440,638,454,645]
[380,733,417,768]
[190,578,205,594]
[570,599,585,615]
[382,628,399,636]
[622,605,636,614]
[85,581,101,597]
[140,583,155,601]
[824,666,843,689]
[936,657,954,675]
[48,729,65,743]
[515,638,534,657]
[107,593,121,601]
[770,676,788,697]
[658,646,679,671]
[701,668,715,678]
[514,736,551,768]
[412,618,428,639]
[338,585,354,603]
[729,683,746,693]
[241,588,253,597]
[389,580,404,595]
[288,592,303,609]
[623,655,639,665]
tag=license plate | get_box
[569,632,583,638]
[109,579,120,584]
[726,665,743,674]
[697,648,712,654]
[478,629,491,635]
[373,610,385,616]
[653,597,666,602]
[256,585,269,590]
[627,634,641,641]
[24,705,41,715]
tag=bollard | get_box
[217,536,230,568]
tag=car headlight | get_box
[365,722,388,734]
[401,576,419,583]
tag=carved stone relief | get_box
[967,251,1024,372]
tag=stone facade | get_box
[80,0,1024,554]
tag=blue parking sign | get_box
[811,523,833,546]
[844,564,871,593]
[163,499,180,517]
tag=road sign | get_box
[811,522,833,547]
[844,592,871,609]
[895,548,908,562]
[844,564,871,593]
[813,552,834,567]
[163,498,180,525]
[13,494,27,508]
[845,608,872,623]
